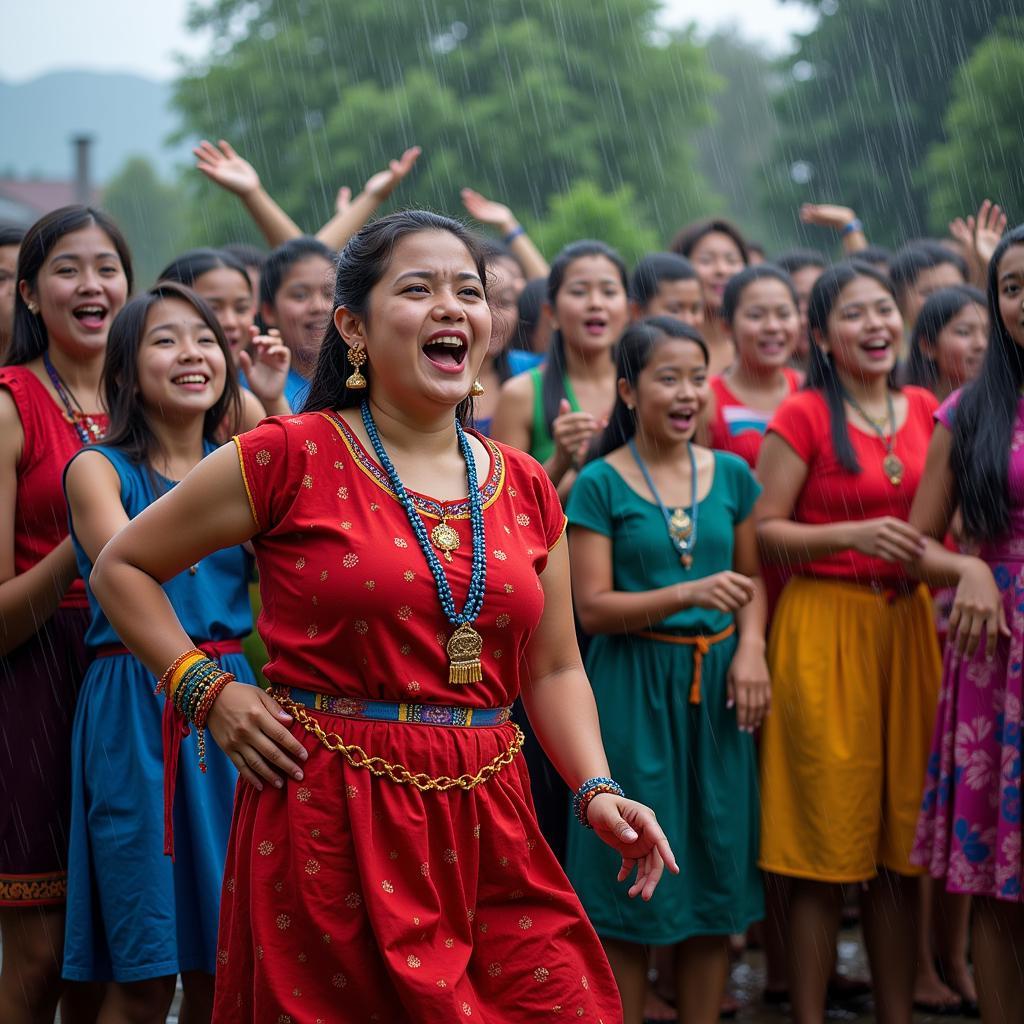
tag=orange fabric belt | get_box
[634,623,737,704]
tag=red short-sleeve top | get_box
[764,386,938,586]
[233,411,567,707]
[0,366,107,610]
[707,368,802,468]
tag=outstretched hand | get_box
[194,139,261,196]
[587,793,679,900]
[461,188,517,234]
[363,146,422,201]
[800,203,857,231]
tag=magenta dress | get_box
[912,392,1023,902]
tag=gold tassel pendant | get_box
[447,623,484,685]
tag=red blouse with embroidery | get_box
[0,366,107,610]
[234,410,566,706]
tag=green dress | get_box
[564,451,764,944]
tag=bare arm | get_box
[89,442,307,790]
[460,188,549,280]
[728,514,771,732]
[0,391,79,655]
[754,432,925,566]
[800,203,868,255]
[194,139,303,247]
[315,147,421,251]
[520,536,677,898]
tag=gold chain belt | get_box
[276,697,524,792]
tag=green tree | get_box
[924,25,1024,231]
[528,180,659,264]
[174,0,719,248]
[103,157,190,287]
[763,0,1017,249]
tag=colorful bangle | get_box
[503,225,526,245]
[573,776,625,828]
[158,648,205,697]
[194,671,233,729]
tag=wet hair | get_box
[0,225,25,249]
[889,242,968,303]
[630,252,700,308]
[669,217,750,266]
[775,249,827,276]
[540,240,628,437]
[592,316,709,459]
[222,242,266,272]
[721,264,799,326]
[6,205,134,366]
[100,281,242,477]
[902,285,986,392]
[854,244,892,271]
[509,278,548,353]
[157,247,252,294]
[805,260,901,473]
[259,236,335,310]
[951,227,1024,542]
[303,210,487,425]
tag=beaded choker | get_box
[628,439,699,568]
[360,401,488,685]
[42,352,103,445]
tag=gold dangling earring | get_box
[470,379,485,398]
[345,345,368,389]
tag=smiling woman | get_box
[87,209,677,1022]
[0,205,132,1022]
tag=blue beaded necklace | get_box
[628,438,699,569]
[360,400,487,685]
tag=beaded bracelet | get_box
[573,776,626,829]
[157,648,206,697]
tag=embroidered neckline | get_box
[320,410,505,520]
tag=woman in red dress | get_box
[91,210,677,1022]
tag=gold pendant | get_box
[447,623,483,685]
[680,552,693,569]
[430,521,460,563]
[668,507,692,542]
[883,452,904,487]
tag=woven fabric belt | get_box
[634,623,737,704]
[95,638,244,660]
[270,686,513,728]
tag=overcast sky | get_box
[2,0,816,81]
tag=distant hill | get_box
[0,70,194,184]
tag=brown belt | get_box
[634,623,737,704]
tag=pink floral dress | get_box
[912,393,1023,901]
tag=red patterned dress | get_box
[214,410,621,1023]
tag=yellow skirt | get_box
[759,576,941,882]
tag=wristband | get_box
[503,225,526,245]
[573,776,626,828]
[841,218,863,237]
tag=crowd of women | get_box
[0,137,1020,1024]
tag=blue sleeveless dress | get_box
[61,444,256,983]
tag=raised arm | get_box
[461,188,550,280]
[800,203,868,255]
[194,139,303,247]
[0,391,78,655]
[315,147,421,251]
[521,536,678,899]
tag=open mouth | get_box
[668,408,696,430]
[757,339,787,356]
[583,318,607,336]
[860,338,891,360]
[172,372,210,390]
[422,333,468,372]
[72,304,108,330]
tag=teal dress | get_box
[565,451,764,944]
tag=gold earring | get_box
[345,345,367,389]
[470,379,485,398]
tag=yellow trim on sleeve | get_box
[232,435,261,530]
[548,515,568,551]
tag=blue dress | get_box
[283,366,310,411]
[62,444,256,983]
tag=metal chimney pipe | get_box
[72,135,93,205]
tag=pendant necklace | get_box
[360,401,487,685]
[842,388,904,486]
[42,352,103,445]
[628,439,699,569]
